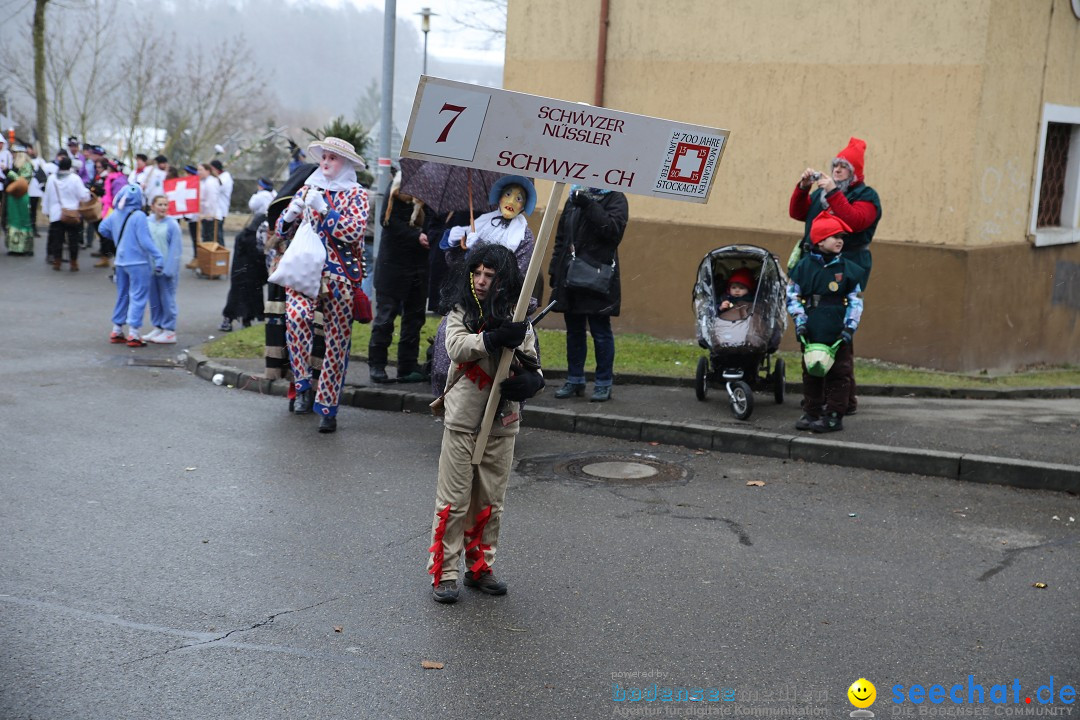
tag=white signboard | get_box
[401,76,730,203]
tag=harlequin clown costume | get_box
[274,138,369,433]
[427,244,545,604]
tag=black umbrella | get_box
[266,163,317,230]
[399,158,502,218]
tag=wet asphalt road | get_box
[0,244,1077,719]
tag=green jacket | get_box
[786,251,866,345]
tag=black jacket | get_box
[374,198,428,297]
[548,191,629,316]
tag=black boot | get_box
[554,382,586,399]
[370,366,391,384]
[318,415,337,433]
[809,411,843,433]
[293,387,315,415]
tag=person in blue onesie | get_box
[99,184,165,347]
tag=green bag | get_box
[801,338,843,377]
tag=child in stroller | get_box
[718,267,755,315]
[693,245,788,420]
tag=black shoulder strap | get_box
[116,210,142,250]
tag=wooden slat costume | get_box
[426,244,545,603]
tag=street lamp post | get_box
[417,7,437,75]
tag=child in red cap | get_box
[718,267,756,313]
[786,211,866,433]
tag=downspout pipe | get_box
[594,0,609,107]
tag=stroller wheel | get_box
[695,356,709,401]
[773,357,786,405]
[728,380,754,421]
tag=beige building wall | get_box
[506,0,1080,371]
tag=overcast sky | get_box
[336,0,505,65]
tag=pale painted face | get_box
[472,264,496,301]
[728,282,749,298]
[499,184,526,220]
[320,150,347,179]
[818,234,844,253]
[152,196,169,219]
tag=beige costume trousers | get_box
[427,429,515,585]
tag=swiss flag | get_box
[164,176,200,217]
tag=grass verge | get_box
[203,320,1080,390]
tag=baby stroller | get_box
[692,244,788,420]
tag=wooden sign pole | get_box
[470,181,566,465]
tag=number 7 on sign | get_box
[403,82,490,161]
[436,103,467,143]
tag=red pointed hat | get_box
[834,137,866,182]
[810,211,853,244]
[727,267,756,292]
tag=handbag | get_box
[564,250,615,294]
[79,196,102,222]
[6,177,27,198]
[267,220,326,298]
[52,180,81,226]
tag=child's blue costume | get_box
[148,213,183,332]
[99,185,165,334]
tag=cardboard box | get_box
[196,242,230,278]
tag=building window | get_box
[1037,123,1071,227]
[1030,104,1080,247]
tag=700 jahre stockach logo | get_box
[654,130,723,198]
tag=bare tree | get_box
[108,15,175,163]
[64,0,124,146]
[447,0,507,47]
[3,0,123,151]
[353,77,381,130]
[33,0,48,155]
[160,38,266,163]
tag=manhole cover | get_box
[518,452,690,487]
[580,461,658,480]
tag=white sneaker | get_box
[154,330,177,344]
[143,328,163,343]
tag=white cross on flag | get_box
[164,176,199,217]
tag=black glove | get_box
[795,324,808,342]
[840,328,854,345]
[483,321,528,351]
[570,189,591,207]
[500,368,545,401]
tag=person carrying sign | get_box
[427,243,545,604]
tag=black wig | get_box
[438,242,523,332]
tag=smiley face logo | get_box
[848,679,876,708]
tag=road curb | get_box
[350,354,1080,400]
[184,353,1080,493]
